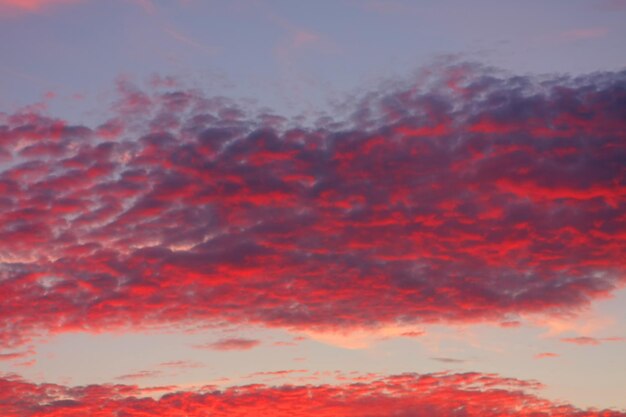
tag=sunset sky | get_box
[1,1,625,416]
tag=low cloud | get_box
[0,372,623,416]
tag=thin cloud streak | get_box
[534,352,559,359]
[560,336,624,346]
[195,338,261,351]
[164,26,218,56]
[560,27,609,41]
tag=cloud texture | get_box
[1,371,625,417]
[0,63,624,347]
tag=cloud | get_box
[131,0,155,15]
[195,338,261,351]
[534,352,559,359]
[431,357,467,364]
[158,360,204,369]
[531,310,616,337]
[0,352,27,361]
[400,330,425,338]
[245,369,308,379]
[164,26,218,55]
[560,27,609,41]
[0,348,33,361]
[595,0,626,11]
[114,361,204,381]
[499,321,521,328]
[0,372,623,416]
[0,0,80,13]
[273,336,306,346]
[115,370,164,381]
[0,63,625,348]
[560,336,624,346]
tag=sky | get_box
[0,0,625,416]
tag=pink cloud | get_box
[15,359,37,367]
[159,360,204,369]
[0,351,31,361]
[499,321,522,328]
[560,27,609,41]
[596,0,626,11]
[0,348,34,361]
[195,338,261,351]
[400,331,425,338]
[164,26,218,55]
[132,0,155,15]
[291,30,319,49]
[0,0,80,12]
[534,352,559,359]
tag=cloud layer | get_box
[0,63,624,347]
[1,371,625,417]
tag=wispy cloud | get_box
[534,352,559,359]
[0,0,80,13]
[595,0,626,11]
[195,338,261,351]
[560,336,623,346]
[401,331,425,338]
[159,360,204,369]
[245,369,308,379]
[115,370,165,381]
[164,26,218,56]
[560,27,609,41]
[0,348,34,361]
[431,357,467,364]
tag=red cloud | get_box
[0,372,624,417]
[195,338,261,351]
[0,63,625,348]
